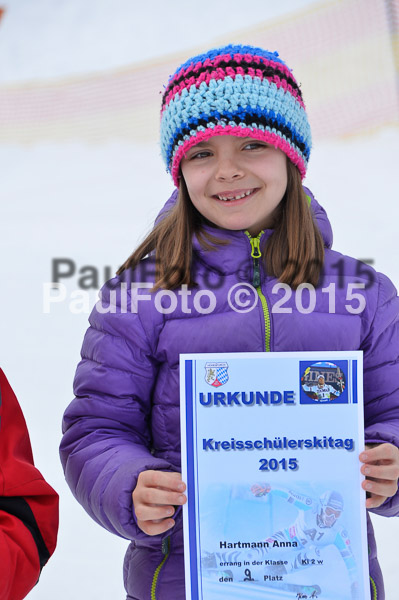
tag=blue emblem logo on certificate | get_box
[180,351,369,600]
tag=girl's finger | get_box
[365,494,388,509]
[360,444,399,464]
[138,486,186,507]
[134,503,175,522]
[137,517,176,536]
[361,463,399,481]
[362,478,398,499]
[138,470,186,492]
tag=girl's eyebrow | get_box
[191,142,209,148]
[184,143,211,156]
[191,138,245,150]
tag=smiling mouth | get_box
[214,188,258,202]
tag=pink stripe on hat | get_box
[170,125,307,186]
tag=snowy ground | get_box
[0,1,398,598]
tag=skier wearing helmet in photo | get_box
[203,484,358,599]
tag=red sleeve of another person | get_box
[0,369,59,599]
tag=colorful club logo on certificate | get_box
[180,351,369,600]
[205,362,229,387]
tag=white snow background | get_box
[0,0,398,598]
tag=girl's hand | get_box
[132,470,187,535]
[360,443,399,509]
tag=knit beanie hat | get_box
[160,44,311,186]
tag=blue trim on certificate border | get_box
[185,360,199,599]
[352,360,358,404]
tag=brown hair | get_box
[265,160,325,288]
[117,161,324,289]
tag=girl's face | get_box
[180,135,288,236]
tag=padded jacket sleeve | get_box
[60,280,176,542]
[0,370,59,600]
[362,272,399,517]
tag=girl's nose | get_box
[215,155,244,181]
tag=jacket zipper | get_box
[245,231,271,352]
[149,232,271,596]
[369,576,377,600]
[150,536,170,600]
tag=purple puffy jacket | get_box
[60,188,399,600]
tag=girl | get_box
[60,45,399,600]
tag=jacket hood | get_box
[304,186,333,249]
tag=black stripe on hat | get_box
[169,111,309,166]
[163,60,302,108]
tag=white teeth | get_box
[217,189,253,201]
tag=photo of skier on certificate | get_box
[302,376,339,402]
[202,484,359,599]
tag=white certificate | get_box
[180,351,369,600]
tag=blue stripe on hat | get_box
[167,45,287,84]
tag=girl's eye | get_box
[190,151,212,160]
[244,142,267,151]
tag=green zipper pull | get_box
[249,236,262,259]
[161,537,170,555]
